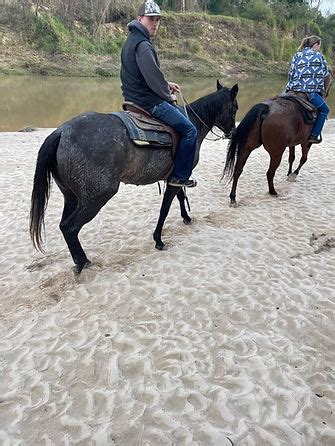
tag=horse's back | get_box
[262,99,310,146]
[60,111,127,143]
[55,111,174,187]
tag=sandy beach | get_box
[0,120,334,445]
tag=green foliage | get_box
[319,14,335,60]
[7,1,333,77]
[282,38,299,62]
[185,40,201,54]
[99,34,126,55]
[229,43,266,65]
[192,22,204,36]
[28,13,72,54]
[24,12,125,56]
[241,1,275,27]
[308,21,321,36]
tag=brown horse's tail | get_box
[30,129,61,252]
[222,103,269,182]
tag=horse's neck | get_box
[197,126,212,146]
[187,102,215,146]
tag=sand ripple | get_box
[0,123,335,444]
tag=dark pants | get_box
[149,101,197,180]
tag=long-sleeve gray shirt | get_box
[135,38,173,103]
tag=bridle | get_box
[179,93,234,141]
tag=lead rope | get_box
[180,93,226,141]
[158,91,225,197]
[183,187,191,211]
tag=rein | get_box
[180,93,227,141]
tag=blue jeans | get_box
[149,101,197,180]
[308,92,330,137]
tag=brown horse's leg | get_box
[177,188,191,224]
[153,185,180,250]
[292,142,312,177]
[287,146,295,176]
[266,148,285,195]
[229,148,252,206]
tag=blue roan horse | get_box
[30,81,238,273]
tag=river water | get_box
[1,75,334,131]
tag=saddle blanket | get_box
[279,94,317,125]
[112,111,173,148]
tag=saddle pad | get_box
[112,112,172,148]
[279,94,316,112]
[278,95,317,125]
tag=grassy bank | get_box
[0,8,315,78]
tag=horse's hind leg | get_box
[266,148,285,195]
[229,148,252,206]
[60,201,96,273]
[287,146,295,177]
[177,188,191,224]
[153,185,180,250]
[292,142,312,177]
[60,187,119,273]
[60,190,78,225]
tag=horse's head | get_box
[215,80,239,139]
[187,81,239,143]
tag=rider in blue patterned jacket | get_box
[286,35,331,144]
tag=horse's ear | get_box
[217,79,223,90]
[231,83,239,98]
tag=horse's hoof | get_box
[229,202,238,208]
[155,242,165,250]
[83,260,92,269]
[287,173,297,182]
[183,217,192,225]
[74,265,83,275]
[74,259,91,275]
[269,191,278,196]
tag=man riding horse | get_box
[120,0,197,188]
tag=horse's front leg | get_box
[177,188,192,224]
[153,185,180,250]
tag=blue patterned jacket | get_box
[286,47,329,95]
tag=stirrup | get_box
[168,177,197,188]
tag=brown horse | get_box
[222,73,332,206]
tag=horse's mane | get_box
[187,87,231,119]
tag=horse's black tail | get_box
[30,129,61,252]
[222,103,269,182]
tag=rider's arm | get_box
[324,72,332,98]
[287,53,297,81]
[136,41,173,102]
[318,54,330,96]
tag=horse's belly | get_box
[120,147,173,185]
